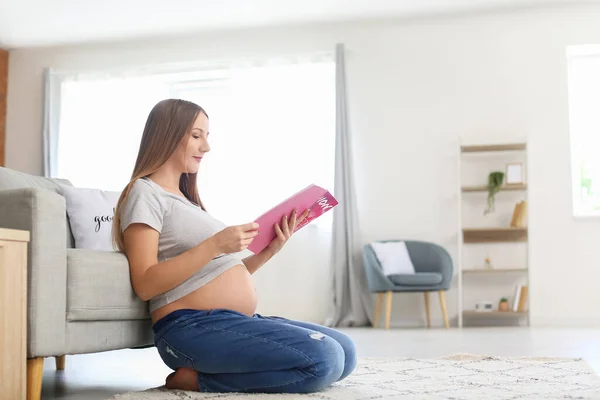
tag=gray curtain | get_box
[42,68,62,178]
[324,43,373,327]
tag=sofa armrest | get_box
[0,188,67,357]
[407,242,454,290]
[430,244,453,291]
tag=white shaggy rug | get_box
[109,355,600,399]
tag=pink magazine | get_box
[248,184,338,254]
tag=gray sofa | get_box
[0,167,153,400]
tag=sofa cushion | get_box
[59,185,120,251]
[388,272,443,286]
[370,241,416,275]
[67,249,149,321]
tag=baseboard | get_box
[385,316,600,328]
[383,317,458,329]
[530,316,600,328]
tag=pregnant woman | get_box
[112,99,356,393]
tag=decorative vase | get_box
[484,257,493,269]
[498,300,510,312]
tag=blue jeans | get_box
[152,308,357,393]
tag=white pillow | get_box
[370,241,416,276]
[60,185,121,251]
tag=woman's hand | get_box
[212,222,260,254]
[266,209,310,256]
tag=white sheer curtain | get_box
[56,75,171,190]
[172,60,336,227]
[47,54,335,225]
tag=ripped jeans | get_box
[152,308,357,393]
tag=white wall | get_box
[6,4,600,326]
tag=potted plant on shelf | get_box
[498,298,510,312]
[484,171,504,215]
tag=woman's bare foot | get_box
[164,368,199,391]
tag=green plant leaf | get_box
[484,171,505,215]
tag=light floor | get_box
[41,327,600,400]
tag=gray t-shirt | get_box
[120,177,243,313]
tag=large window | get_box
[567,45,600,217]
[53,55,336,226]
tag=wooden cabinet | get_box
[0,48,7,167]
[0,228,30,400]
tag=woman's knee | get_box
[300,334,345,392]
[334,331,357,381]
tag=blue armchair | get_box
[363,240,454,329]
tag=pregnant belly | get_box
[150,264,258,323]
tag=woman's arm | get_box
[123,222,258,301]
[123,224,220,301]
[242,209,310,274]
[242,250,274,275]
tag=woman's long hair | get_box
[112,99,207,252]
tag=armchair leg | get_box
[373,293,384,328]
[55,355,65,371]
[438,290,450,328]
[385,290,393,330]
[27,357,44,400]
[424,292,431,328]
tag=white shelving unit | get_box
[457,142,530,328]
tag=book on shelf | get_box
[510,200,528,228]
[512,284,529,312]
[248,184,338,254]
